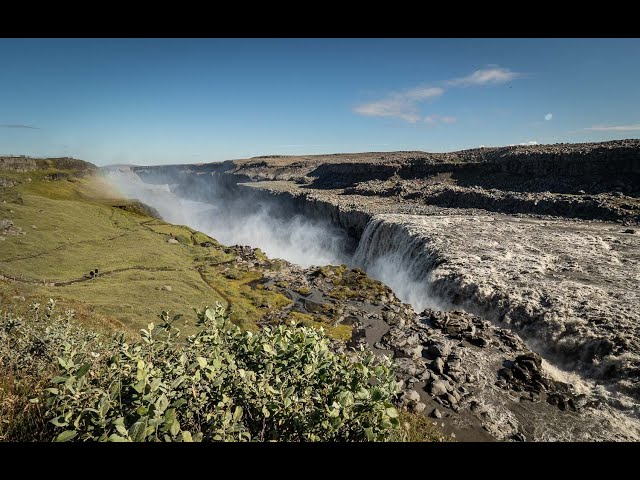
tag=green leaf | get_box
[233,406,243,422]
[170,377,185,389]
[44,388,59,395]
[129,418,148,442]
[385,407,399,419]
[150,378,162,392]
[51,376,67,384]
[156,394,169,414]
[54,430,77,442]
[170,419,180,437]
[108,434,130,442]
[50,416,69,428]
[261,405,271,418]
[371,388,383,402]
[132,380,146,393]
[98,396,110,417]
[262,343,275,355]
[196,356,208,368]
[75,362,91,378]
[181,431,193,442]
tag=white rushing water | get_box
[106,169,352,268]
[352,217,449,312]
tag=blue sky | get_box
[1,38,639,166]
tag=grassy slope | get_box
[0,165,290,335]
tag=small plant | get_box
[2,300,403,442]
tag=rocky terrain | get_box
[221,248,637,441]
[122,139,640,441]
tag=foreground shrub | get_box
[1,301,402,441]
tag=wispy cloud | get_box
[545,113,553,121]
[584,124,640,131]
[519,140,539,146]
[353,66,521,123]
[0,124,41,130]
[424,114,457,125]
[352,87,444,123]
[445,67,522,87]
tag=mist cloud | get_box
[105,169,353,268]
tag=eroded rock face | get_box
[352,214,640,402]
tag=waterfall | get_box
[352,216,448,312]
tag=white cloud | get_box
[584,124,640,131]
[446,67,521,87]
[424,115,457,125]
[519,140,538,146]
[353,65,521,123]
[353,87,444,123]
[545,113,553,121]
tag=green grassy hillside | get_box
[0,161,290,334]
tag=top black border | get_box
[4,4,640,38]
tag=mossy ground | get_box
[313,264,393,302]
[0,166,291,336]
[284,311,352,342]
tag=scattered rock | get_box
[404,344,424,359]
[469,336,490,348]
[429,380,448,397]
[431,357,445,375]
[413,402,427,414]
[427,342,451,358]
[431,408,443,419]
[167,238,179,244]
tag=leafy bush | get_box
[1,300,403,442]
